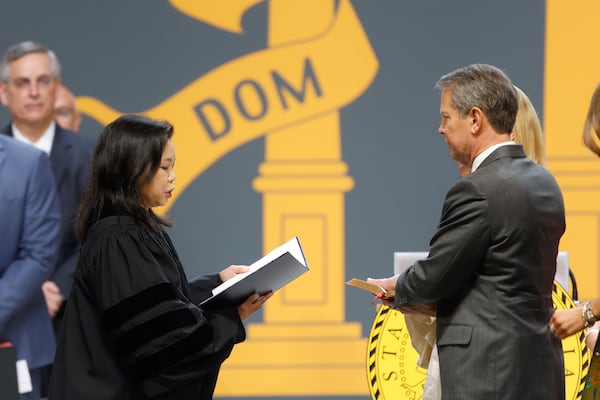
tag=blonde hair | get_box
[583,83,600,157]
[513,86,546,166]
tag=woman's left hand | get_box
[219,265,250,282]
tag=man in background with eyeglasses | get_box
[0,41,95,400]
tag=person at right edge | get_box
[48,114,273,400]
[367,63,566,399]
[550,83,600,350]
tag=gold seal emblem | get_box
[366,280,589,399]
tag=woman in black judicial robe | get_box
[48,114,272,400]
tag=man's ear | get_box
[469,106,484,135]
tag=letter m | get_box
[272,57,322,110]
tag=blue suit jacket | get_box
[2,124,95,298]
[0,135,61,369]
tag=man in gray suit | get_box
[369,64,565,399]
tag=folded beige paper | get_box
[346,278,395,298]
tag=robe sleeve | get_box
[188,274,222,304]
[85,227,245,397]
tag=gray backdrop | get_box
[0,1,545,399]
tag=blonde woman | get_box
[513,86,546,165]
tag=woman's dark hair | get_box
[75,114,174,240]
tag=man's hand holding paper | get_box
[366,276,436,316]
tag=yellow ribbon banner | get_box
[76,0,378,213]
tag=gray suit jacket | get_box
[2,124,95,298]
[395,145,565,399]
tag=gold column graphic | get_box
[215,0,368,396]
[545,0,600,302]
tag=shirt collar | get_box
[471,141,516,173]
[12,121,56,156]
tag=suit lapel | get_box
[1,123,68,188]
[50,127,71,189]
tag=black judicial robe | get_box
[48,216,246,399]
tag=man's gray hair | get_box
[0,41,61,83]
[436,63,518,134]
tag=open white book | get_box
[199,237,309,309]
